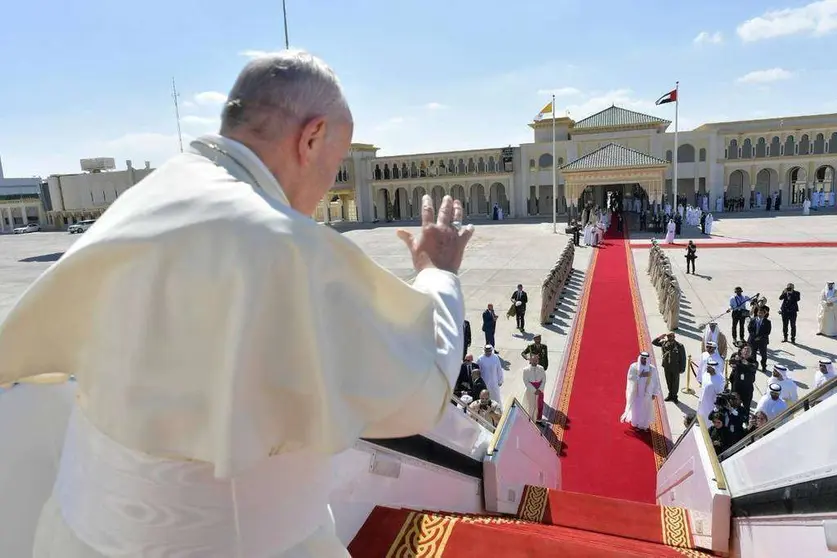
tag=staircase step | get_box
[516,486,698,550]
[349,505,714,557]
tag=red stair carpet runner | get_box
[349,501,713,557]
[550,223,665,503]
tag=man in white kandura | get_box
[664,218,676,244]
[815,359,836,389]
[521,353,546,423]
[476,344,504,408]
[620,352,661,431]
[770,365,798,405]
[817,281,837,336]
[755,382,788,421]
[0,51,475,557]
[697,360,724,420]
[701,322,728,359]
[697,341,724,383]
[704,212,714,235]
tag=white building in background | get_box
[45,158,155,228]
[317,107,837,223]
[0,156,44,233]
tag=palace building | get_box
[316,106,837,223]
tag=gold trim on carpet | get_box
[386,512,458,557]
[661,506,694,549]
[549,248,599,445]
[517,485,549,523]
[624,239,673,470]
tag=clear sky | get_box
[1,0,836,177]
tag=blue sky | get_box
[2,0,836,177]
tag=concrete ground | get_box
[631,212,837,441]
[343,221,592,411]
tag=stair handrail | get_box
[486,395,521,456]
[450,394,497,433]
[717,375,837,462]
[696,414,728,491]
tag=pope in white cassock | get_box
[620,352,661,431]
[664,219,676,244]
[521,353,546,422]
[0,51,476,558]
[817,281,837,336]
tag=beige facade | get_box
[317,107,837,223]
[46,160,154,228]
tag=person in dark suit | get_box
[482,304,498,347]
[462,320,472,360]
[747,306,771,372]
[729,344,758,412]
[778,283,801,344]
[511,284,528,332]
[454,355,483,400]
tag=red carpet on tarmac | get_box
[549,224,664,504]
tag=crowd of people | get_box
[647,240,681,330]
[648,280,837,458]
[455,258,578,427]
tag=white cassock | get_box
[620,359,661,430]
[803,198,811,215]
[583,223,594,246]
[664,220,676,244]
[522,364,546,420]
[697,371,725,420]
[476,352,504,406]
[0,134,466,558]
[705,214,714,235]
[817,284,837,336]
[755,394,788,421]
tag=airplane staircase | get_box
[349,486,716,557]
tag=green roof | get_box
[573,105,670,131]
[561,143,669,171]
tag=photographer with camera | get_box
[729,344,758,412]
[779,282,801,344]
[713,391,748,445]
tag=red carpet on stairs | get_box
[516,486,699,551]
[349,505,712,557]
[549,223,667,503]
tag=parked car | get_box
[13,223,40,234]
[68,219,96,234]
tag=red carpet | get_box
[549,224,665,503]
[631,240,837,249]
[516,487,698,550]
[349,506,712,557]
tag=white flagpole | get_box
[552,94,557,233]
[282,0,290,48]
[673,81,679,210]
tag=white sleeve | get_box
[411,268,466,389]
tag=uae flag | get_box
[655,89,677,105]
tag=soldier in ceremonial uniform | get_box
[651,331,687,402]
[521,334,549,371]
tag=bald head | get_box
[221,50,350,140]
[220,50,354,214]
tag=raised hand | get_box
[397,195,474,274]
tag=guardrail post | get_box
[681,355,696,396]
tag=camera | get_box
[714,391,733,410]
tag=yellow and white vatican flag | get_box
[536,100,554,120]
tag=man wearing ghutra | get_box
[701,322,728,359]
[620,352,661,431]
[816,281,837,336]
[815,359,836,390]
[697,359,724,420]
[755,383,788,421]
